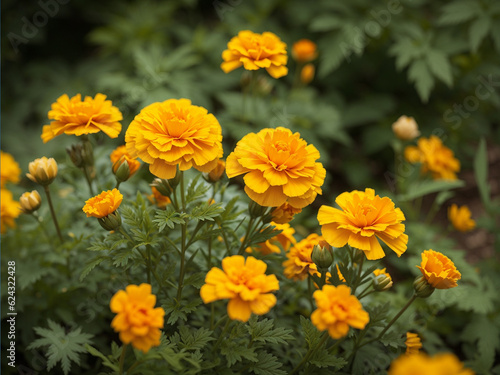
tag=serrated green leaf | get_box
[79,256,109,282]
[247,317,294,346]
[300,316,322,349]
[474,138,490,206]
[248,351,287,375]
[221,340,258,367]
[469,16,491,52]
[86,344,118,371]
[178,326,214,351]
[190,202,225,222]
[426,49,453,86]
[310,347,347,369]
[438,0,479,25]
[460,315,500,371]
[408,59,434,102]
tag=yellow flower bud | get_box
[373,274,393,291]
[413,275,435,298]
[98,211,122,231]
[19,190,42,214]
[392,115,420,141]
[66,144,84,168]
[26,157,58,186]
[150,178,173,197]
[113,157,132,183]
[312,240,334,270]
[203,159,226,183]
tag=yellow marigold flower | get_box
[388,352,475,375]
[148,186,171,209]
[42,93,123,143]
[448,204,476,232]
[1,151,21,188]
[405,332,422,355]
[82,189,123,218]
[200,255,279,322]
[26,157,58,186]
[1,189,21,234]
[417,249,461,289]
[318,188,408,260]
[19,190,42,214]
[125,99,223,179]
[110,145,141,176]
[392,115,420,141]
[311,284,369,339]
[292,39,318,63]
[110,283,165,353]
[205,159,226,183]
[221,30,288,79]
[247,222,296,255]
[373,268,392,280]
[283,233,324,280]
[300,63,315,85]
[226,127,325,209]
[404,136,460,180]
[271,202,302,224]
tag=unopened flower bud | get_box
[66,144,84,168]
[82,140,95,166]
[249,200,267,218]
[413,275,435,298]
[203,160,225,183]
[150,178,173,197]
[113,157,132,183]
[168,168,181,189]
[392,115,420,141]
[26,157,58,186]
[373,274,393,291]
[353,249,365,265]
[19,190,42,214]
[312,240,334,270]
[98,211,122,231]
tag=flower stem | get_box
[43,186,64,243]
[307,277,315,311]
[290,331,329,375]
[82,166,95,196]
[176,171,188,302]
[118,344,128,375]
[213,317,231,352]
[352,256,364,294]
[356,282,373,300]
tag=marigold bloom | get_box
[388,352,475,375]
[373,268,392,280]
[283,233,324,280]
[19,190,42,214]
[448,204,475,232]
[227,127,325,209]
[318,188,408,260]
[311,284,369,339]
[1,189,21,234]
[26,157,58,186]
[392,115,420,141]
[83,189,123,218]
[221,30,288,79]
[247,222,296,255]
[110,283,164,353]
[110,145,141,176]
[125,99,223,179]
[417,249,461,289]
[405,332,422,355]
[404,136,460,180]
[292,39,318,63]
[200,255,279,322]
[148,186,171,209]
[271,202,302,224]
[42,93,122,143]
[1,151,21,187]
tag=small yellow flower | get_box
[125,99,223,180]
[404,136,460,180]
[19,190,42,214]
[110,145,141,181]
[221,30,288,79]
[42,93,123,143]
[311,284,369,339]
[405,332,422,355]
[148,186,171,209]
[26,157,58,186]
[200,255,279,322]
[247,222,296,255]
[318,188,408,260]
[417,249,461,289]
[1,151,21,188]
[283,233,324,281]
[292,39,318,63]
[392,115,420,141]
[300,64,315,85]
[271,202,302,224]
[388,352,475,375]
[448,204,476,232]
[205,159,226,183]
[373,268,392,280]
[226,127,325,209]
[82,189,123,218]
[110,283,165,353]
[1,189,21,234]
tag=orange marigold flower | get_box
[125,99,223,179]
[110,145,141,176]
[148,186,171,209]
[221,30,288,79]
[318,188,408,260]
[271,202,302,224]
[392,115,420,141]
[292,39,318,63]
[404,136,460,180]
[82,189,123,218]
[283,233,324,280]
[200,255,279,322]
[1,189,20,234]
[247,222,296,255]
[389,352,475,375]
[448,204,476,232]
[1,151,21,188]
[110,283,165,353]
[405,332,422,355]
[311,284,369,339]
[226,127,325,209]
[42,94,123,143]
[417,249,461,289]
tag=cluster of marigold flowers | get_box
[0,29,474,372]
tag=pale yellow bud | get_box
[392,115,420,141]
[26,157,58,186]
[19,190,42,214]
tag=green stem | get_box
[118,344,128,375]
[352,256,364,294]
[43,186,64,244]
[176,171,188,302]
[356,282,373,300]
[82,166,95,196]
[213,317,231,352]
[289,332,329,375]
[238,216,256,255]
[307,277,315,312]
[115,180,121,190]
